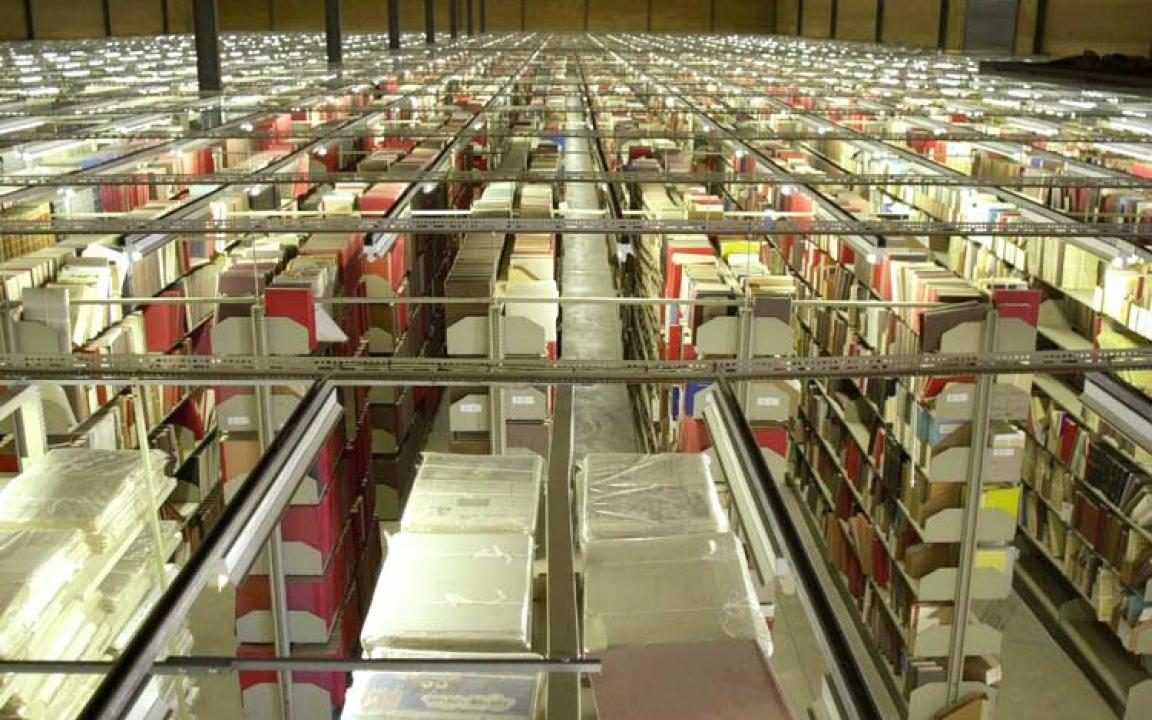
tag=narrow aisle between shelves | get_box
[562,97,640,457]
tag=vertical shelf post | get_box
[251,305,294,720]
[944,307,998,708]
[488,301,506,454]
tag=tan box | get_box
[507,420,551,458]
[449,433,491,455]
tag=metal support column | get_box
[424,0,435,44]
[1033,0,1049,54]
[944,308,998,709]
[252,305,294,720]
[22,0,33,40]
[938,0,951,50]
[192,0,222,93]
[736,299,755,413]
[466,0,474,36]
[387,0,401,50]
[450,0,459,38]
[324,0,343,65]
[479,0,486,33]
[545,386,580,720]
[488,302,506,454]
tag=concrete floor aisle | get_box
[560,108,640,459]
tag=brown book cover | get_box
[920,301,986,353]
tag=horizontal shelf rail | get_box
[6,170,1151,189]
[1,348,1150,386]
[0,216,1147,237]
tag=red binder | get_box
[265,286,316,351]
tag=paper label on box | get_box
[226,416,250,427]
[459,403,482,414]
[945,393,967,403]
[511,395,535,406]
[992,448,1014,457]
[756,396,781,407]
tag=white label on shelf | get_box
[226,416,250,427]
[511,395,536,406]
[757,396,781,407]
[945,393,968,404]
[992,448,1014,457]
[459,403,482,414]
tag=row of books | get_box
[728,126,1024,709]
[817,117,1152,659]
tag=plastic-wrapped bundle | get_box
[361,533,534,657]
[0,450,182,719]
[582,533,770,654]
[341,672,541,719]
[0,448,174,542]
[0,529,87,652]
[577,453,728,544]
[402,453,544,535]
[98,520,183,653]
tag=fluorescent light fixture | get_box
[1109,118,1152,136]
[217,388,343,588]
[698,390,786,589]
[1005,117,1060,137]
[1094,142,1152,163]
[0,119,46,136]
[20,139,86,161]
[115,116,173,133]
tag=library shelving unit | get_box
[2,26,1152,720]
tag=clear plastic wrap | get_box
[341,671,542,720]
[581,533,771,654]
[0,451,181,718]
[402,453,544,535]
[0,448,174,536]
[361,533,534,656]
[0,529,86,651]
[577,453,729,544]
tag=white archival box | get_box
[581,533,770,654]
[401,453,544,535]
[361,533,534,656]
[577,453,729,544]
